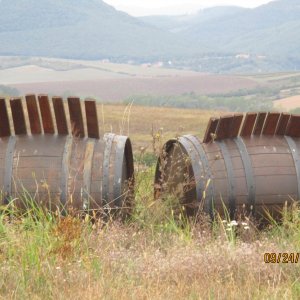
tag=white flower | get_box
[230,220,238,226]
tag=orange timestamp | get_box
[264,253,300,263]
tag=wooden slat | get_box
[253,112,267,135]
[285,115,300,137]
[262,112,280,135]
[216,115,235,140]
[230,114,243,138]
[68,97,85,138]
[240,113,257,137]
[0,98,11,137]
[85,100,100,139]
[10,98,27,135]
[25,94,42,135]
[275,113,291,135]
[52,97,69,135]
[38,95,55,134]
[203,117,220,143]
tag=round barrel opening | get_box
[155,140,198,216]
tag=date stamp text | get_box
[264,253,300,263]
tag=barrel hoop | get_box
[178,137,204,206]
[102,133,115,208]
[60,136,73,209]
[184,135,214,217]
[4,136,16,204]
[83,139,95,211]
[284,136,300,200]
[216,140,236,218]
[113,136,128,207]
[234,137,256,209]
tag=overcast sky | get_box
[103,0,274,16]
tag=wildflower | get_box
[230,220,238,226]
[244,226,250,230]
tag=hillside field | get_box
[0,57,258,101]
[2,57,300,112]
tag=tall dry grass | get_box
[0,166,300,300]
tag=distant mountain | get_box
[181,0,300,56]
[0,0,189,60]
[1,0,300,73]
[140,6,246,32]
[141,0,300,72]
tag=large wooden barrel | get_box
[155,113,300,220]
[0,95,134,215]
[0,133,134,213]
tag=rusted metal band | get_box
[60,136,73,208]
[284,136,300,200]
[216,140,236,218]
[4,136,16,204]
[82,139,95,211]
[234,137,256,209]
[102,133,115,207]
[184,135,214,217]
[113,136,128,207]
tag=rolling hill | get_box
[140,0,300,72]
[1,0,300,72]
[0,0,189,60]
[180,0,300,58]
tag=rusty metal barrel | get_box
[155,112,300,220]
[0,95,134,214]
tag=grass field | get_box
[0,102,299,299]
[97,104,215,151]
